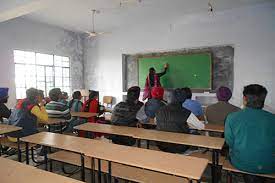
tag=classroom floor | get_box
[1,139,246,183]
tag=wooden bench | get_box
[49,150,190,183]
[0,157,84,183]
[223,160,275,182]
[21,132,208,182]
[0,137,36,150]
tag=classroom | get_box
[0,0,274,183]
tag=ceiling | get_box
[0,0,272,33]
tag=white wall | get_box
[0,17,84,107]
[84,2,275,111]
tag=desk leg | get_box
[91,157,95,183]
[17,137,21,162]
[44,146,48,171]
[98,159,102,183]
[211,150,220,183]
[0,143,2,156]
[81,154,85,181]
[137,139,141,148]
[146,140,150,149]
[108,161,112,183]
[48,125,51,132]
[60,122,63,134]
[25,142,29,164]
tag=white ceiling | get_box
[0,0,272,33]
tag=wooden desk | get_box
[74,123,224,183]
[39,118,67,133]
[74,123,224,150]
[0,124,22,161]
[141,120,224,133]
[0,124,22,135]
[21,132,208,182]
[201,124,224,133]
[71,112,98,118]
[0,157,83,183]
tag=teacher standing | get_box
[143,63,168,100]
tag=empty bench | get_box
[49,150,191,183]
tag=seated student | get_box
[67,91,83,132]
[111,86,143,146]
[0,88,11,123]
[45,88,71,120]
[156,88,205,153]
[82,90,103,123]
[225,84,275,183]
[182,87,205,120]
[60,91,69,105]
[136,86,166,123]
[206,86,240,125]
[8,88,48,138]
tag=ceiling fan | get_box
[85,9,108,37]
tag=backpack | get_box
[8,100,38,138]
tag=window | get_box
[14,50,71,99]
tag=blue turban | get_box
[0,88,9,100]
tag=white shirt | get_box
[187,113,205,130]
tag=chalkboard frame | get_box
[137,51,213,90]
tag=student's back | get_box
[225,84,275,178]
[155,89,204,153]
[45,88,71,120]
[206,101,240,124]
[206,86,240,125]
[111,86,143,146]
[225,108,275,174]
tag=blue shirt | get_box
[182,99,203,116]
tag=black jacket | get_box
[156,103,191,153]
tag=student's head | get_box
[127,86,141,103]
[243,84,267,109]
[149,67,156,75]
[216,86,232,102]
[26,88,39,104]
[62,92,68,100]
[171,88,187,104]
[72,91,82,100]
[49,88,62,102]
[0,87,9,103]
[89,90,98,100]
[151,87,164,100]
[181,87,192,99]
[37,90,44,103]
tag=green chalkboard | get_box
[138,53,212,89]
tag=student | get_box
[60,91,69,105]
[206,86,240,125]
[136,86,166,123]
[67,91,83,132]
[8,88,48,138]
[0,88,11,123]
[69,91,83,112]
[182,87,204,120]
[82,90,102,123]
[156,88,205,153]
[143,64,168,100]
[111,86,143,145]
[225,84,275,183]
[45,88,71,120]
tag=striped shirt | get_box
[45,101,71,120]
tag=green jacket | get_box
[225,108,275,174]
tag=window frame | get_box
[14,50,71,99]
